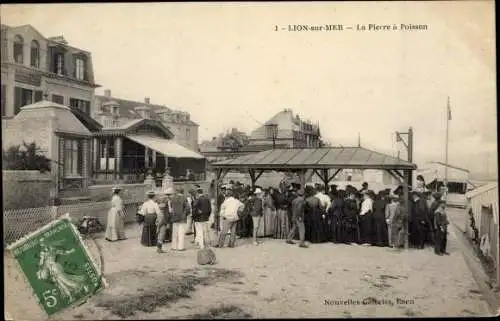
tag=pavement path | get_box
[5,217,494,319]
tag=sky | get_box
[1,1,497,177]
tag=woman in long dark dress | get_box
[372,192,389,247]
[236,191,253,238]
[304,186,324,243]
[330,191,345,243]
[342,191,360,244]
[272,189,290,239]
[136,191,161,247]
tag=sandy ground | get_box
[5,216,492,320]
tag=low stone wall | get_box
[2,170,53,210]
[88,183,149,203]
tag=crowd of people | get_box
[103,174,450,256]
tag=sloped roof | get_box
[212,147,417,170]
[428,161,470,173]
[17,101,92,136]
[95,95,199,126]
[466,182,498,199]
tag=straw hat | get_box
[254,187,263,194]
[112,185,122,192]
[164,187,174,195]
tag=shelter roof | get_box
[212,147,417,170]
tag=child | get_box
[433,200,450,255]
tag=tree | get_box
[2,141,51,172]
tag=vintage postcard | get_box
[1,1,498,320]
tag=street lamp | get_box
[266,123,278,149]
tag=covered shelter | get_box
[211,146,417,247]
[92,118,206,184]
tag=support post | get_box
[214,168,230,232]
[249,169,256,188]
[385,169,403,184]
[403,169,410,250]
[408,127,414,188]
[322,169,329,192]
[327,169,342,183]
[116,136,123,181]
[298,169,306,188]
[104,138,109,180]
[92,137,98,178]
[214,169,221,233]
[255,170,264,182]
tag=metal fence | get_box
[3,199,142,246]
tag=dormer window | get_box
[74,56,86,80]
[53,52,65,75]
[13,35,23,64]
[30,40,40,68]
[112,105,119,115]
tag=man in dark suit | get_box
[170,187,190,251]
[410,191,431,249]
[286,189,308,247]
[193,188,212,248]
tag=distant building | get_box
[1,24,100,118]
[94,90,199,151]
[199,128,250,152]
[248,108,321,149]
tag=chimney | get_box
[104,89,111,98]
[144,97,150,104]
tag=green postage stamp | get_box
[6,213,106,317]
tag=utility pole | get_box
[444,96,451,199]
[395,126,414,250]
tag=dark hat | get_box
[197,188,204,193]
[411,190,421,197]
[146,190,156,196]
[297,189,305,196]
[176,187,184,193]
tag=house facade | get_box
[248,108,321,149]
[2,101,101,198]
[1,24,99,118]
[93,90,199,151]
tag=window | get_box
[265,124,278,139]
[53,53,65,75]
[63,139,81,176]
[1,85,5,117]
[34,90,43,103]
[13,35,23,64]
[186,128,190,138]
[14,87,33,115]
[69,98,91,114]
[30,40,40,68]
[52,94,64,105]
[74,57,86,80]
[447,182,467,194]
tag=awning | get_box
[127,135,205,159]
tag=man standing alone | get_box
[286,189,308,248]
[170,187,190,251]
[250,188,264,245]
[192,188,212,248]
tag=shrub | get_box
[2,141,51,172]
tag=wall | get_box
[2,170,53,210]
[88,183,148,202]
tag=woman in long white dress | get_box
[105,186,127,242]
